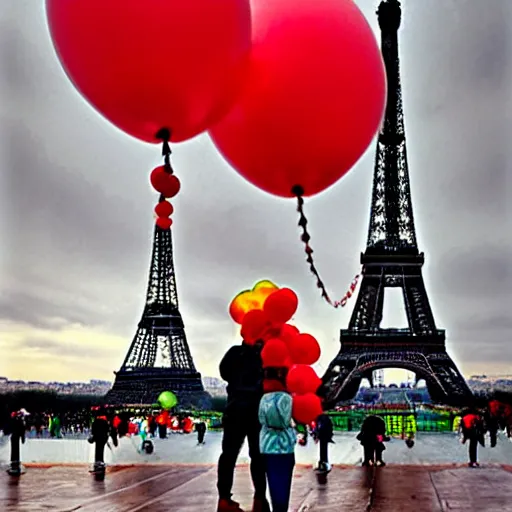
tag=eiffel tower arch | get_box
[105,223,211,409]
[321,0,473,408]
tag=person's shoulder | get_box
[221,345,243,361]
[272,391,293,404]
[225,344,243,355]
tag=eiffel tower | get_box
[321,0,472,408]
[105,222,211,408]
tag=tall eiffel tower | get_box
[105,223,211,408]
[321,0,472,408]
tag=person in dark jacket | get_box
[196,420,207,445]
[313,414,334,473]
[357,415,389,467]
[6,410,26,476]
[461,408,484,467]
[483,405,499,448]
[217,339,270,512]
[88,407,118,473]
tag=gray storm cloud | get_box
[0,0,510,377]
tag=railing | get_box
[340,328,445,337]
[326,409,457,434]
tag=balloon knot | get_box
[156,127,171,142]
[156,128,172,157]
[291,185,304,197]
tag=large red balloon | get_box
[286,365,322,395]
[288,334,321,365]
[263,288,298,323]
[261,339,290,368]
[46,0,252,143]
[209,0,386,197]
[292,393,323,425]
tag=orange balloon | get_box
[229,280,280,324]
[229,289,260,323]
[253,280,279,292]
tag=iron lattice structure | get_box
[105,225,210,408]
[321,0,472,408]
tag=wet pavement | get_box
[1,463,512,511]
[2,431,512,466]
[1,432,511,510]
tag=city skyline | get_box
[1,1,511,384]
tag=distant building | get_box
[0,376,228,397]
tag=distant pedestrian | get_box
[196,420,207,445]
[6,410,26,476]
[461,408,484,468]
[313,414,334,473]
[49,414,62,438]
[148,414,157,438]
[156,411,168,439]
[357,415,389,467]
[88,407,118,473]
[484,402,501,448]
[139,419,154,454]
[116,412,131,438]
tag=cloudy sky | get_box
[0,1,511,385]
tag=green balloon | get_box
[158,391,178,410]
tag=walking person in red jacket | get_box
[461,408,484,468]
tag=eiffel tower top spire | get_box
[145,225,179,310]
[366,0,418,254]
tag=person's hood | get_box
[260,392,291,429]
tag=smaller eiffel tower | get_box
[105,224,210,408]
[320,0,472,408]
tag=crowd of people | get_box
[1,407,209,477]
[458,401,512,468]
[2,335,512,510]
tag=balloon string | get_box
[156,127,174,203]
[293,186,344,309]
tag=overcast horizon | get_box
[1,0,511,386]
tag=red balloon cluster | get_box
[150,166,181,230]
[229,281,323,424]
